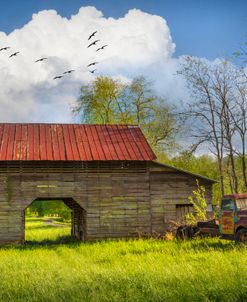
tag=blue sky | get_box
[0,0,246,59]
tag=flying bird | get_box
[89,69,96,74]
[0,47,10,51]
[87,40,100,48]
[9,52,19,58]
[35,57,47,63]
[87,62,98,67]
[96,45,108,51]
[63,70,75,74]
[53,76,64,80]
[88,31,97,40]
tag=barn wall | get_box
[0,161,214,243]
[149,163,213,234]
[0,162,151,242]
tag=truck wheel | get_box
[176,226,193,240]
[176,226,186,240]
[236,228,247,244]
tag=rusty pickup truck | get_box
[176,193,247,243]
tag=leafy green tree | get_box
[74,76,180,153]
[74,77,121,124]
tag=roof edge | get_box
[152,161,218,183]
[0,123,141,126]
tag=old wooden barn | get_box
[0,123,215,243]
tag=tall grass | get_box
[0,218,246,302]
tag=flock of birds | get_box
[0,30,108,80]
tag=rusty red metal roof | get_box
[0,124,156,161]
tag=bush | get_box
[186,180,207,225]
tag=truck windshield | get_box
[236,198,247,210]
[221,199,235,211]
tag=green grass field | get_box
[0,218,246,302]
[25,217,71,243]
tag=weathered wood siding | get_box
[0,161,213,243]
[149,163,212,234]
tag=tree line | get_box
[27,200,71,221]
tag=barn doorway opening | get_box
[24,198,86,243]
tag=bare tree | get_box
[212,60,239,193]
[179,56,227,195]
[179,56,247,194]
[232,69,247,190]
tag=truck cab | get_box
[219,193,247,243]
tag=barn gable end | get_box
[148,161,215,233]
[0,123,216,243]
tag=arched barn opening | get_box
[23,198,86,243]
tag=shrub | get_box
[186,180,207,225]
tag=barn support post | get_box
[64,198,87,241]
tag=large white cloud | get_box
[0,6,184,122]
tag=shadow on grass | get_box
[0,236,245,252]
[176,237,239,251]
[25,235,78,245]
[20,236,80,251]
